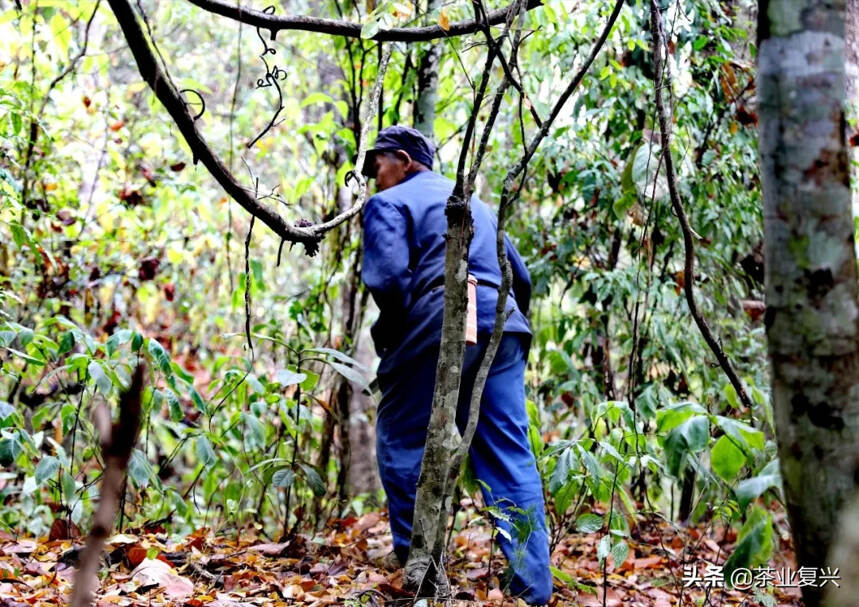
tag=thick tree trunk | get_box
[758,2,859,605]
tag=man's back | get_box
[361,170,532,374]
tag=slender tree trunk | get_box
[404,193,472,596]
[758,3,859,605]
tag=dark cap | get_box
[361,125,436,178]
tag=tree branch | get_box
[107,0,322,252]
[184,0,542,42]
[107,0,390,255]
[649,0,752,408]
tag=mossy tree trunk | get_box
[758,2,859,605]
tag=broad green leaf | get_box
[735,460,781,509]
[723,506,773,585]
[195,435,216,466]
[297,462,326,496]
[328,361,369,390]
[35,455,60,485]
[0,402,14,420]
[147,338,172,375]
[5,347,45,366]
[166,390,183,422]
[597,535,611,562]
[360,19,380,39]
[272,468,295,488]
[88,361,112,396]
[611,539,629,567]
[0,436,23,466]
[575,513,603,533]
[106,329,132,356]
[128,449,152,487]
[190,388,206,414]
[711,435,744,482]
[305,347,367,370]
[275,368,306,387]
[664,414,710,476]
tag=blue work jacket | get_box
[361,170,532,376]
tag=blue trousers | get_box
[376,333,552,605]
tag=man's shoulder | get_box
[383,171,452,204]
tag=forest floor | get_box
[0,502,810,606]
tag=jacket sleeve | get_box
[504,234,531,317]
[362,196,413,352]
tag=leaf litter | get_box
[0,505,805,606]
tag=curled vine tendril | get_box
[179,89,206,120]
[247,5,288,149]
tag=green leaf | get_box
[735,460,781,509]
[35,455,60,485]
[272,468,295,488]
[723,506,773,585]
[611,539,629,567]
[549,449,574,494]
[0,436,21,466]
[723,383,739,408]
[300,92,335,108]
[328,361,369,390]
[170,361,194,383]
[131,332,143,352]
[62,471,76,503]
[106,329,132,356]
[553,482,575,516]
[58,331,75,355]
[166,390,183,422]
[575,513,603,534]
[664,415,710,476]
[305,347,367,370]
[275,368,306,387]
[190,388,206,414]
[716,417,764,451]
[0,401,14,421]
[147,338,172,375]
[597,534,611,562]
[4,347,45,366]
[88,361,112,396]
[128,449,152,487]
[18,327,33,347]
[297,462,326,496]
[711,435,745,482]
[300,370,319,391]
[195,435,216,466]
[360,18,380,39]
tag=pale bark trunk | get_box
[413,0,442,137]
[758,2,859,606]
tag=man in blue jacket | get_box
[360,125,552,605]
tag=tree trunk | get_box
[758,2,859,605]
[413,0,442,137]
[404,193,472,596]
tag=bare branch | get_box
[649,0,752,408]
[107,0,391,255]
[184,0,542,42]
[107,0,321,253]
[306,45,392,237]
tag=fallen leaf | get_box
[129,558,193,600]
